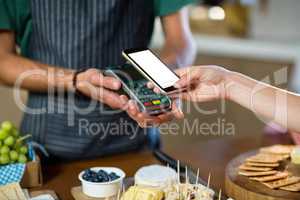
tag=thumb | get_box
[174,67,189,76]
[174,67,199,88]
[174,67,204,89]
[174,73,191,89]
[90,73,121,90]
[171,100,184,119]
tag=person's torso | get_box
[21,0,156,159]
[28,0,154,68]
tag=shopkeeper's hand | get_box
[75,69,127,109]
[124,98,184,128]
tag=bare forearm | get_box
[160,8,196,68]
[0,53,74,92]
[226,72,300,132]
[160,39,196,68]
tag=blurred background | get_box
[153,0,300,147]
[1,0,300,147]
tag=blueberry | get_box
[83,169,120,182]
[98,170,107,174]
[97,170,110,182]
[84,169,92,175]
[82,174,90,181]
[109,172,120,181]
[97,176,104,182]
[104,173,110,181]
[86,178,92,182]
[91,177,99,182]
[83,169,101,182]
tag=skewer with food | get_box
[121,164,232,200]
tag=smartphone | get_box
[122,48,183,94]
[105,64,172,116]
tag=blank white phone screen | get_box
[128,50,179,88]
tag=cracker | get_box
[280,182,300,192]
[246,162,280,168]
[263,176,300,189]
[0,183,27,200]
[250,171,289,182]
[246,154,285,163]
[239,164,273,172]
[238,170,278,177]
[260,145,295,155]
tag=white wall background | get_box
[250,0,300,43]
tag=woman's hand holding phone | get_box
[148,65,230,102]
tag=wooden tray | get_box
[30,190,58,199]
[225,150,300,200]
[71,178,133,200]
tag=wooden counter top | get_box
[30,134,292,199]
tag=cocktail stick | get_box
[196,168,199,184]
[207,172,211,188]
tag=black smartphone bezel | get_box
[123,48,180,93]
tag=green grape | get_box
[4,136,15,147]
[14,139,23,149]
[0,154,10,165]
[0,129,9,140]
[9,150,18,162]
[19,145,28,155]
[11,128,20,137]
[18,154,27,164]
[1,121,13,132]
[0,145,9,154]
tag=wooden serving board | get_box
[71,186,115,200]
[225,150,300,200]
[30,190,59,199]
[71,178,133,200]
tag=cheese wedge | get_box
[121,186,164,200]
